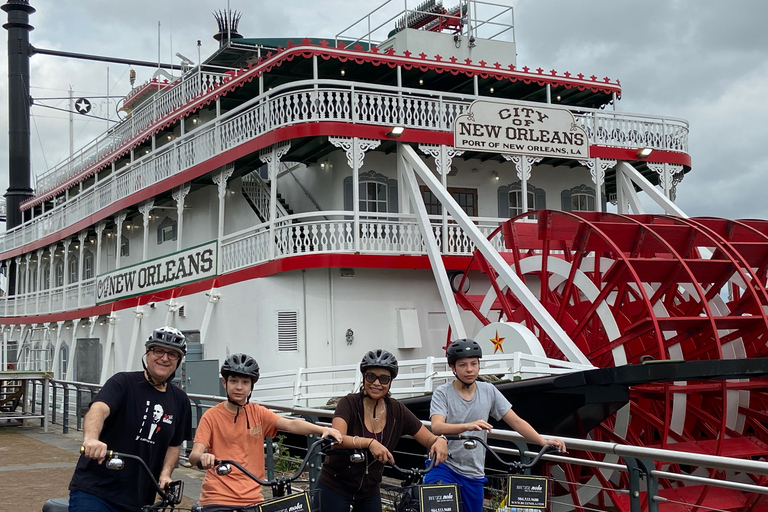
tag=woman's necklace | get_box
[365,399,385,423]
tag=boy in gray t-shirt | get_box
[424,339,566,512]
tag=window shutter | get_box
[497,186,510,217]
[388,179,398,213]
[535,189,547,210]
[343,177,353,211]
[561,190,572,211]
[277,311,299,352]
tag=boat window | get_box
[55,261,64,287]
[343,171,399,213]
[561,184,597,212]
[83,251,94,280]
[420,186,478,217]
[42,263,50,290]
[69,256,79,283]
[156,217,178,245]
[120,236,130,258]
[498,182,546,218]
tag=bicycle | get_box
[42,448,185,512]
[451,435,557,512]
[194,436,336,512]
[380,456,461,512]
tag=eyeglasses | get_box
[364,372,392,385]
[150,347,181,361]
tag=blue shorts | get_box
[424,463,487,512]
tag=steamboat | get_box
[2,1,768,510]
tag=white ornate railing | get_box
[2,213,505,317]
[34,70,227,196]
[1,81,689,256]
[219,211,507,274]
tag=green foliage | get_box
[273,434,301,474]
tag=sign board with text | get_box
[506,475,550,509]
[256,492,312,512]
[96,241,217,304]
[454,100,589,159]
[419,484,460,512]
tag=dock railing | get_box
[19,377,768,512]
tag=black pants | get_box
[317,481,382,512]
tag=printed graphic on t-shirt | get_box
[136,400,175,444]
[250,424,262,437]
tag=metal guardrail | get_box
[16,378,768,512]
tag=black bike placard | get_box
[506,475,549,509]
[256,492,312,512]
[419,484,460,512]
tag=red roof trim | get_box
[23,44,622,209]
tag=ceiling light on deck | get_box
[636,147,653,158]
[492,171,499,181]
[556,95,561,101]
[489,87,494,94]
[340,68,346,77]
[419,78,424,85]
[387,126,405,137]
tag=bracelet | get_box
[369,439,376,449]
[353,436,360,449]
[438,435,448,442]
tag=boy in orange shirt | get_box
[189,353,341,510]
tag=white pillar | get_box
[172,184,191,251]
[212,165,235,242]
[419,144,464,252]
[115,212,127,269]
[35,249,44,312]
[77,232,86,308]
[329,137,380,253]
[504,155,542,213]
[95,222,106,276]
[48,244,56,312]
[579,158,616,213]
[139,200,154,262]
[61,239,71,310]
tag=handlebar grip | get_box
[196,461,203,470]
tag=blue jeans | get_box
[424,463,486,512]
[68,491,125,512]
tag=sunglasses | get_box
[150,347,181,361]
[364,372,392,385]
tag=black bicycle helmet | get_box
[221,353,261,383]
[360,349,399,379]
[446,339,483,365]
[145,326,187,357]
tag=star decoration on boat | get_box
[490,331,505,354]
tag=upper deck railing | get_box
[0,79,689,258]
[31,69,227,199]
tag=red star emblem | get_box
[490,331,505,354]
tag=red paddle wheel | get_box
[455,211,768,511]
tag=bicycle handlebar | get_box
[443,435,558,474]
[199,436,337,487]
[388,455,436,476]
[80,446,183,508]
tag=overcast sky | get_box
[1,0,767,221]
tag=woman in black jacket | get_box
[318,349,449,512]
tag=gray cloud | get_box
[2,1,767,221]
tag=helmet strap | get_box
[452,368,474,390]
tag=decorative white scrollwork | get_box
[504,154,542,181]
[419,144,464,176]
[329,136,380,169]
[579,158,617,186]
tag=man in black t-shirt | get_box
[69,326,192,512]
